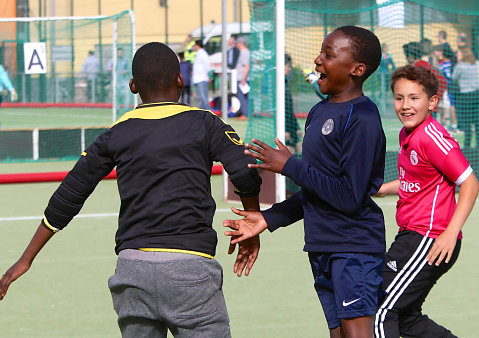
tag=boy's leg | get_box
[109,250,231,338]
[341,316,375,338]
[195,81,210,110]
[375,231,460,338]
[309,253,383,338]
[309,253,342,332]
[236,81,249,117]
[399,306,457,338]
[108,256,168,338]
[185,85,191,105]
[332,253,383,338]
[168,258,231,338]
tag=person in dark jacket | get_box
[0,42,262,338]
[224,26,386,338]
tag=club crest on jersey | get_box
[322,118,334,135]
[410,150,418,165]
[225,131,243,145]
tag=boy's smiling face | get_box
[314,30,361,101]
[393,78,438,134]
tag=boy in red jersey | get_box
[374,65,479,338]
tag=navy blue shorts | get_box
[308,252,384,329]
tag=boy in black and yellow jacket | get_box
[0,42,261,338]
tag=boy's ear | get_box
[177,73,185,88]
[129,78,138,94]
[351,62,366,77]
[428,94,439,111]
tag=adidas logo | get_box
[387,260,397,272]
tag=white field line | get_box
[0,209,231,222]
[0,201,398,222]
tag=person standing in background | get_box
[192,40,211,110]
[437,30,456,65]
[183,34,196,64]
[0,64,17,108]
[457,32,469,48]
[420,38,435,65]
[235,37,250,120]
[107,48,131,112]
[379,43,395,74]
[378,43,396,106]
[227,35,240,70]
[433,44,458,131]
[81,50,100,102]
[452,45,479,148]
[178,52,192,105]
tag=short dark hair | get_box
[403,41,423,60]
[335,25,381,80]
[438,30,447,39]
[178,51,185,59]
[195,39,203,48]
[132,42,180,92]
[391,65,439,98]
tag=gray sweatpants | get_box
[108,249,231,338]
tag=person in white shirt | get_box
[235,37,250,119]
[192,40,211,110]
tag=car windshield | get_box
[204,36,221,55]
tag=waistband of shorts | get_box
[118,249,212,262]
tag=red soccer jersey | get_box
[396,115,473,239]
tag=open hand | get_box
[228,235,260,277]
[224,207,268,245]
[244,138,292,174]
[426,229,458,266]
[0,259,31,300]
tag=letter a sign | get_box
[24,42,48,74]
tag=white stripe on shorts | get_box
[374,236,434,338]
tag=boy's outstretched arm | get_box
[0,224,55,300]
[427,173,479,266]
[374,179,400,197]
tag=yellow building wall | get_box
[27,0,251,47]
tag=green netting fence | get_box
[247,0,479,192]
[0,10,135,162]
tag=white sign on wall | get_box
[24,42,48,74]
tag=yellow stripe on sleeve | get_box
[43,216,60,232]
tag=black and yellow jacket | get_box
[41,102,261,257]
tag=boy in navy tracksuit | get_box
[224,26,386,337]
